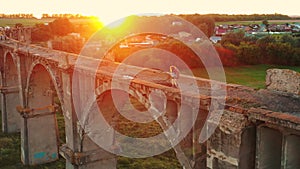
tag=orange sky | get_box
[3,0,300,24]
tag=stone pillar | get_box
[283,134,300,169]
[19,105,59,165]
[256,125,282,169]
[207,110,256,169]
[0,82,20,133]
[60,69,116,169]
[181,103,207,169]
[1,52,21,133]
[19,64,59,165]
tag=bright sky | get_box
[3,0,300,24]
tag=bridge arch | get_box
[22,62,65,165]
[88,81,187,157]
[94,80,183,130]
[26,60,63,106]
[94,82,150,128]
[94,80,181,123]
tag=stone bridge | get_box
[0,38,300,169]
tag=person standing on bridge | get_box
[169,65,180,88]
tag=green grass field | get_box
[0,18,52,27]
[191,64,300,89]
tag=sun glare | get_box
[91,17,104,29]
[107,17,126,29]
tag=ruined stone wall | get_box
[207,109,256,169]
[266,69,300,95]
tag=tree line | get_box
[178,14,215,37]
[0,13,97,19]
[31,18,102,54]
[220,31,300,66]
[0,14,34,18]
[41,14,97,19]
[1,13,295,20]
[206,13,293,22]
[31,18,74,42]
[28,15,300,66]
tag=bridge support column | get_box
[256,126,282,169]
[19,64,60,165]
[0,52,22,133]
[60,137,116,169]
[207,110,256,169]
[18,106,59,165]
[178,103,207,168]
[283,134,300,169]
[61,72,117,169]
[257,126,300,169]
[0,85,20,133]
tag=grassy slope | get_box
[192,64,300,89]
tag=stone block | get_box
[266,69,300,95]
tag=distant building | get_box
[210,36,222,43]
[172,21,183,26]
[215,26,227,36]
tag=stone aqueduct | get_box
[0,37,300,169]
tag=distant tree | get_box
[15,23,23,28]
[215,45,238,66]
[197,23,209,37]
[243,35,259,44]
[49,18,74,36]
[42,14,50,18]
[52,35,84,54]
[266,42,294,65]
[179,15,215,37]
[256,35,276,46]
[220,30,245,46]
[31,23,52,42]
[196,16,215,37]
[256,35,277,62]
[280,34,296,47]
[293,48,300,65]
[262,20,269,26]
[208,13,290,22]
[262,19,269,32]
[156,38,202,68]
[236,42,261,64]
[296,38,300,48]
